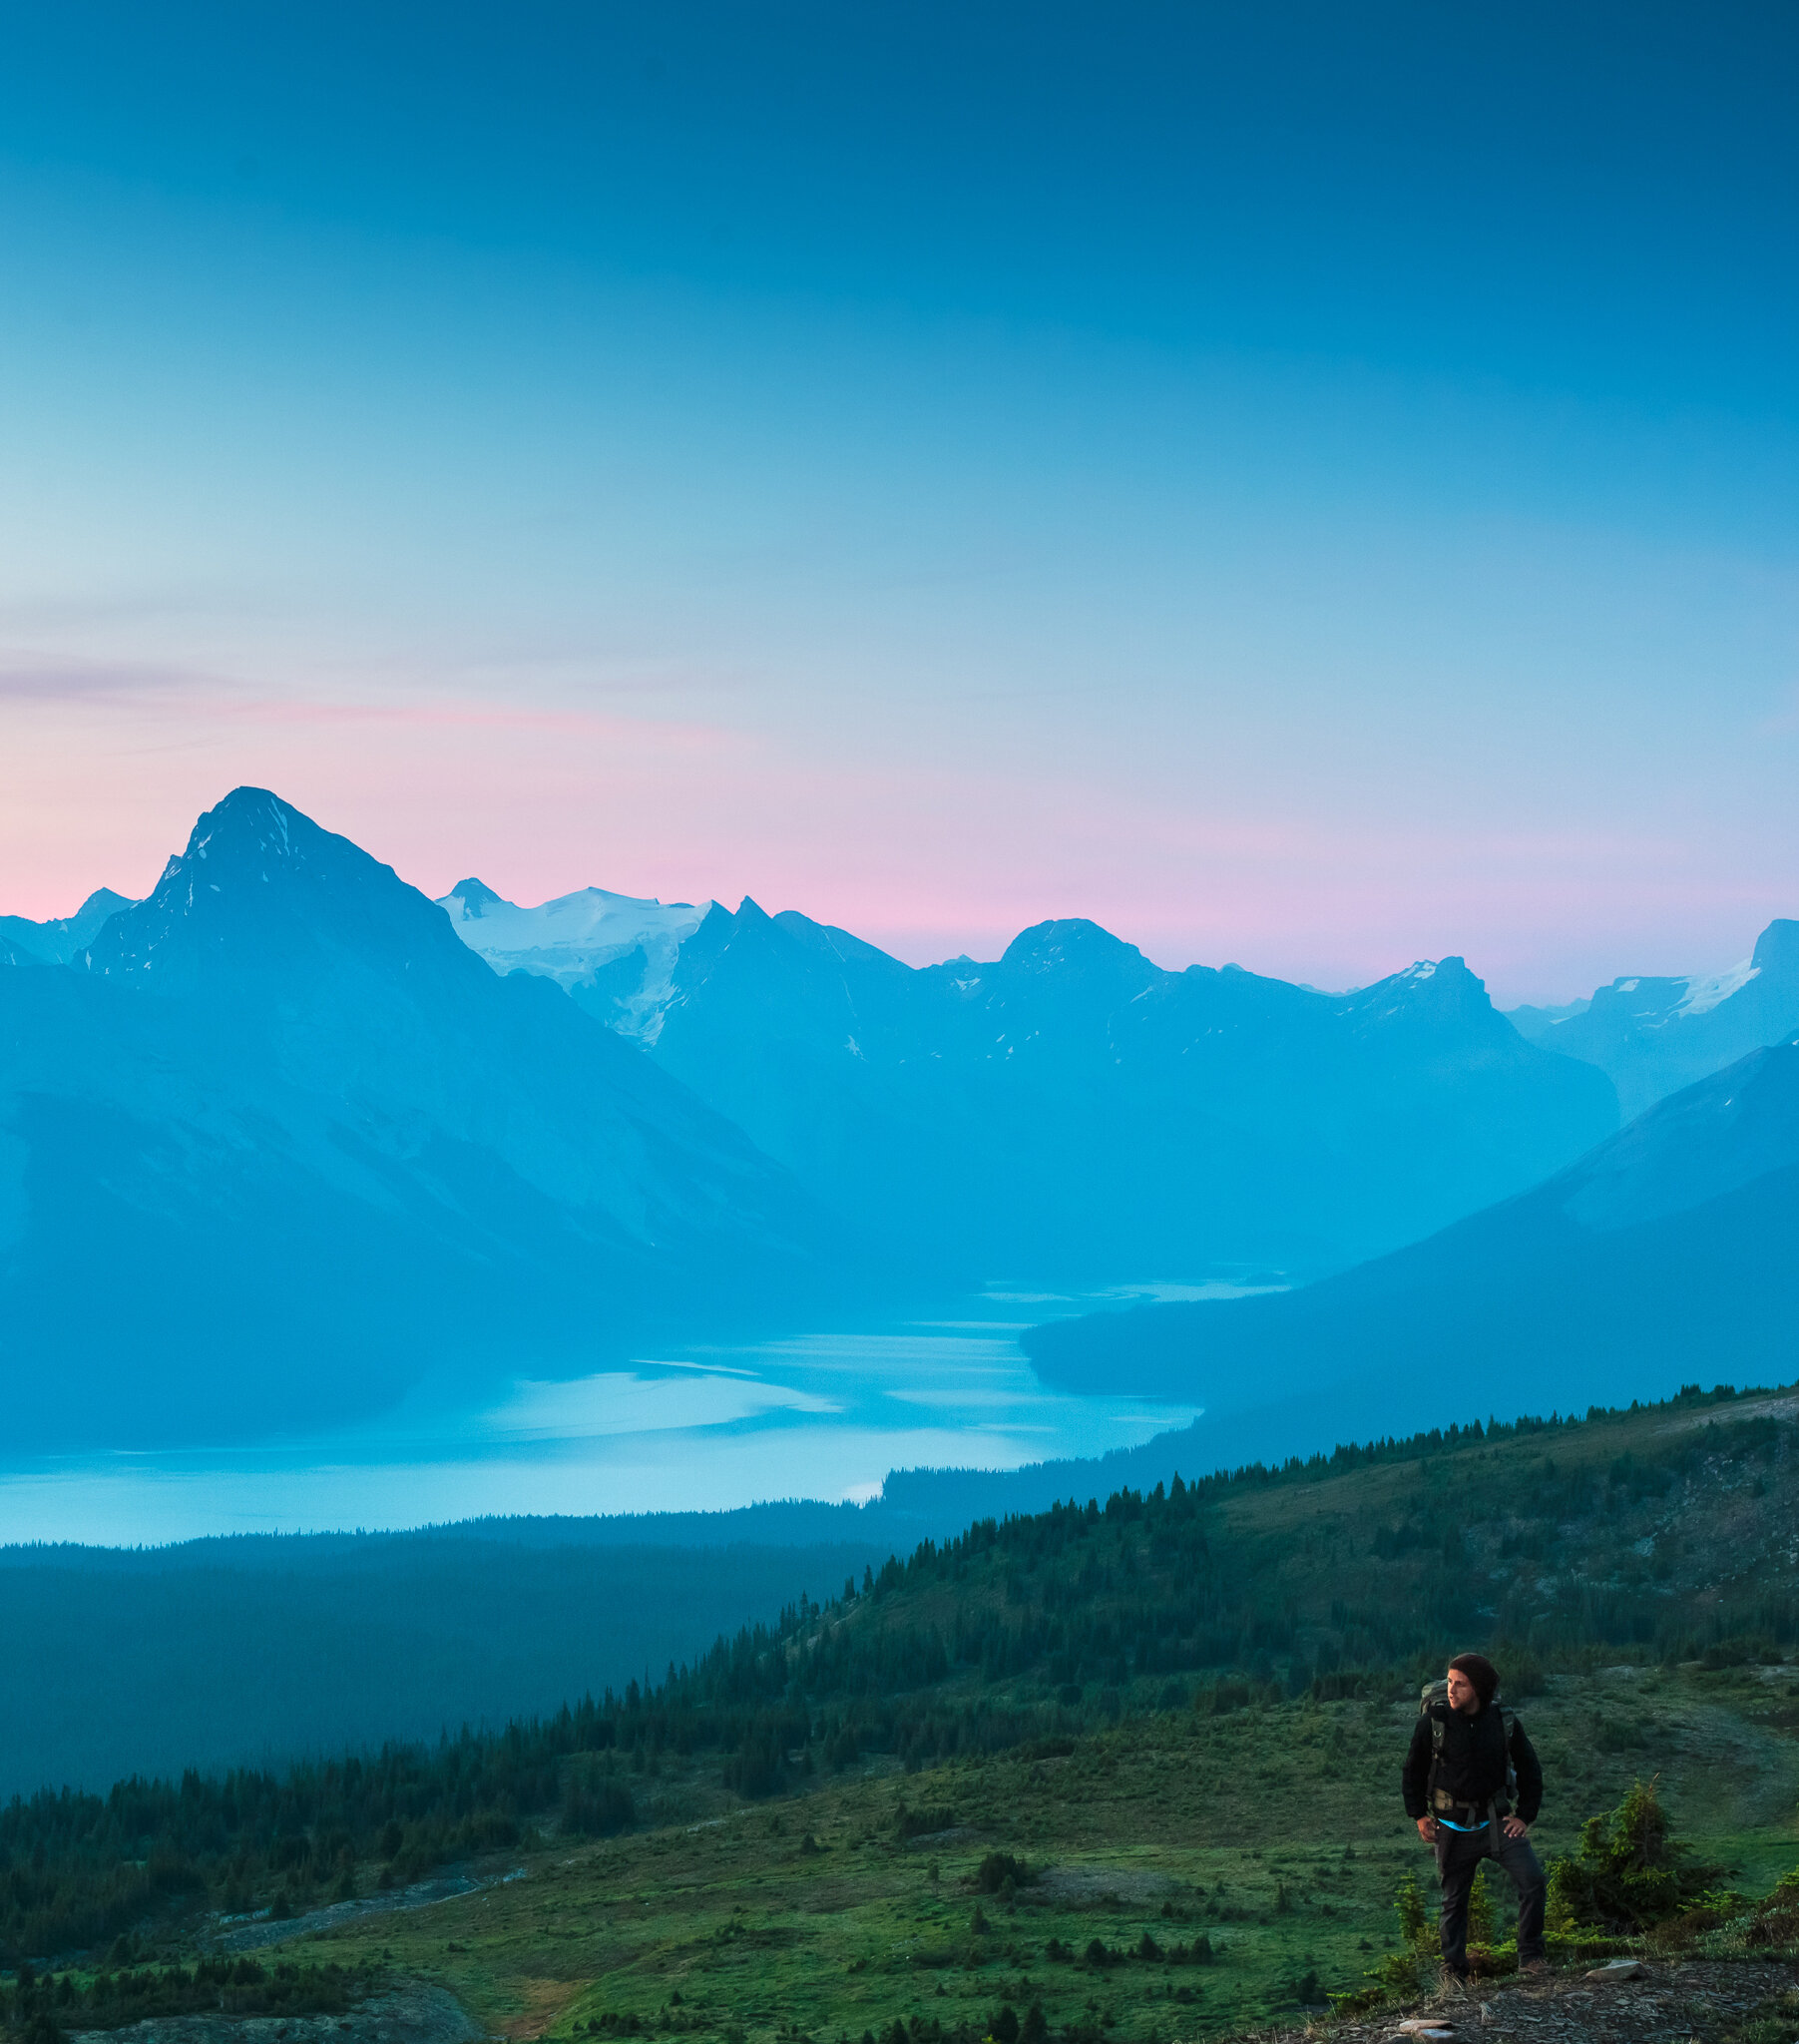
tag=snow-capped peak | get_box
[437,881,712,1043]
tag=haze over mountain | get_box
[1025,1032,1799,1463]
[449,884,1619,1280]
[0,789,839,1450]
[1509,917,1799,1119]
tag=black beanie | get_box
[1449,1652,1499,1704]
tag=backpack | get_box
[1419,1678,1517,1814]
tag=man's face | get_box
[1446,1666,1481,1714]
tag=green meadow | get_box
[301,1660,1799,2041]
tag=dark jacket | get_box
[1403,1701,1543,1824]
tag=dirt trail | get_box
[1301,1960,1799,2044]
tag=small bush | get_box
[1548,1780,1724,1932]
[894,1800,958,1841]
[975,1852,1034,1894]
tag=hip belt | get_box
[1433,1790,1510,1836]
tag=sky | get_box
[2,1,1796,1004]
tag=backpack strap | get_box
[1427,1702,1449,1808]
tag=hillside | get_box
[0,1529,893,1797]
[1025,1037,1799,1460]
[0,1424,1274,1797]
[4,1380,1795,2004]
[0,789,848,1449]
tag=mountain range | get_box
[1507,917,1799,1119]
[10,791,1799,1456]
[1024,1029,1799,1463]
[0,790,837,1449]
[445,887,1618,1280]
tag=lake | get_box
[0,1280,1264,1544]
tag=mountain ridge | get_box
[486,892,1620,1282]
[1023,1033,1799,1463]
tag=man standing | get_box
[1402,1652,1549,1987]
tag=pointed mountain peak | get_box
[445,877,506,919]
[1342,954,1503,1039]
[183,785,312,867]
[74,887,133,921]
[0,886,135,963]
[83,788,468,990]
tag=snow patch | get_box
[437,881,710,1042]
[1675,956,1759,1018]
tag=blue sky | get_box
[2,1,1796,1000]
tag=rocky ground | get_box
[1300,1960,1799,2044]
[69,1985,480,2044]
[212,1873,525,1956]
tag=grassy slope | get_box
[300,1664,1799,2042]
[282,1390,1799,2041]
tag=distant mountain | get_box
[1024,1035,1799,1463]
[439,879,710,1042]
[0,887,133,964]
[0,789,842,1450]
[1509,918,1799,1119]
[540,899,1619,1281]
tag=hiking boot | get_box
[1439,1966,1473,1999]
[1519,1957,1551,1982]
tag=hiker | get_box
[1402,1651,1548,1987]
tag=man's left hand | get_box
[1502,1816,1529,1839]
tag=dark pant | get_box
[1435,1823,1547,1976]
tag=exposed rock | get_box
[1323,1959,1798,2044]
[70,1984,480,2044]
